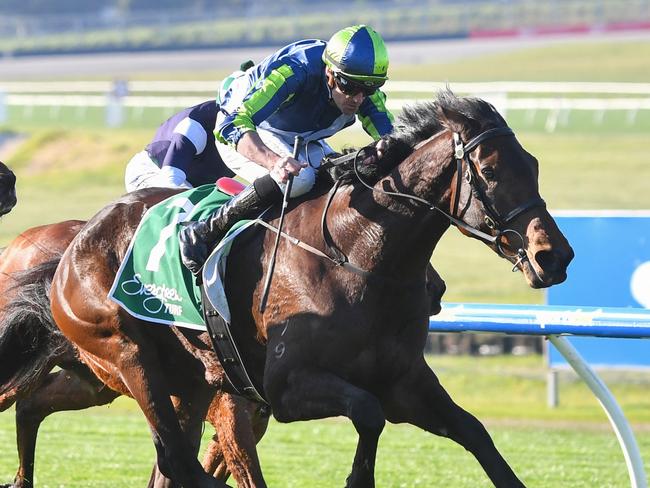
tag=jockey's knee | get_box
[288,167,316,198]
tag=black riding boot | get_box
[179,174,283,275]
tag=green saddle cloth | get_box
[109,185,247,329]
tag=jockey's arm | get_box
[155,133,196,187]
[235,131,280,172]
[216,63,307,184]
[358,90,394,140]
[236,131,305,184]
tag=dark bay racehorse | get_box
[50,91,573,487]
[0,221,270,488]
[0,161,17,216]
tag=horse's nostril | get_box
[535,248,573,275]
[535,249,559,273]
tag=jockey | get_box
[179,24,394,274]
[124,100,234,191]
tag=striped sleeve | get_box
[216,64,300,147]
[357,90,394,140]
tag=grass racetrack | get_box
[1,356,649,487]
[0,34,649,487]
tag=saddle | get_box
[216,177,246,196]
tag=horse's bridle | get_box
[349,126,546,269]
[260,126,547,284]
[449,127,546,258]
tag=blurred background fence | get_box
[2,79,650,133]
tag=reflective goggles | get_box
[333,72,384,97]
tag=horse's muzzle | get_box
[522,245,574,288]
[0,185,17,216]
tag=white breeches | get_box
[124,151,191,192]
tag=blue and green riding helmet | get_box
[323,25,389,92]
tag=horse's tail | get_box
[0,256,71,405]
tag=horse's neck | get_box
[334,136,455,276]
[386,130,456,212]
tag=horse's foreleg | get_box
[382,360,525,488]
[7,368,118,488]
[114,347,225,488]
[149,389,219,488]
[266,368,385,488]
[204,392,269,488]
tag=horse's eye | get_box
[481,167,496,180]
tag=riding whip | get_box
[259,135,303,313]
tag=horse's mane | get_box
[383,89,507,164]
[324,89,506,187]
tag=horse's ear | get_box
[436,104,472,137]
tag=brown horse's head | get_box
[384,91,574,288]
[0,161,17,217]
[437,92,573,288]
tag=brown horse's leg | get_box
[5,369,118,488]
[96,333,225,488]
[147,388,221,488]
[203,393,269,488]
[202,435,226,480]
[382,359,526,488]
[266,368,385,488]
